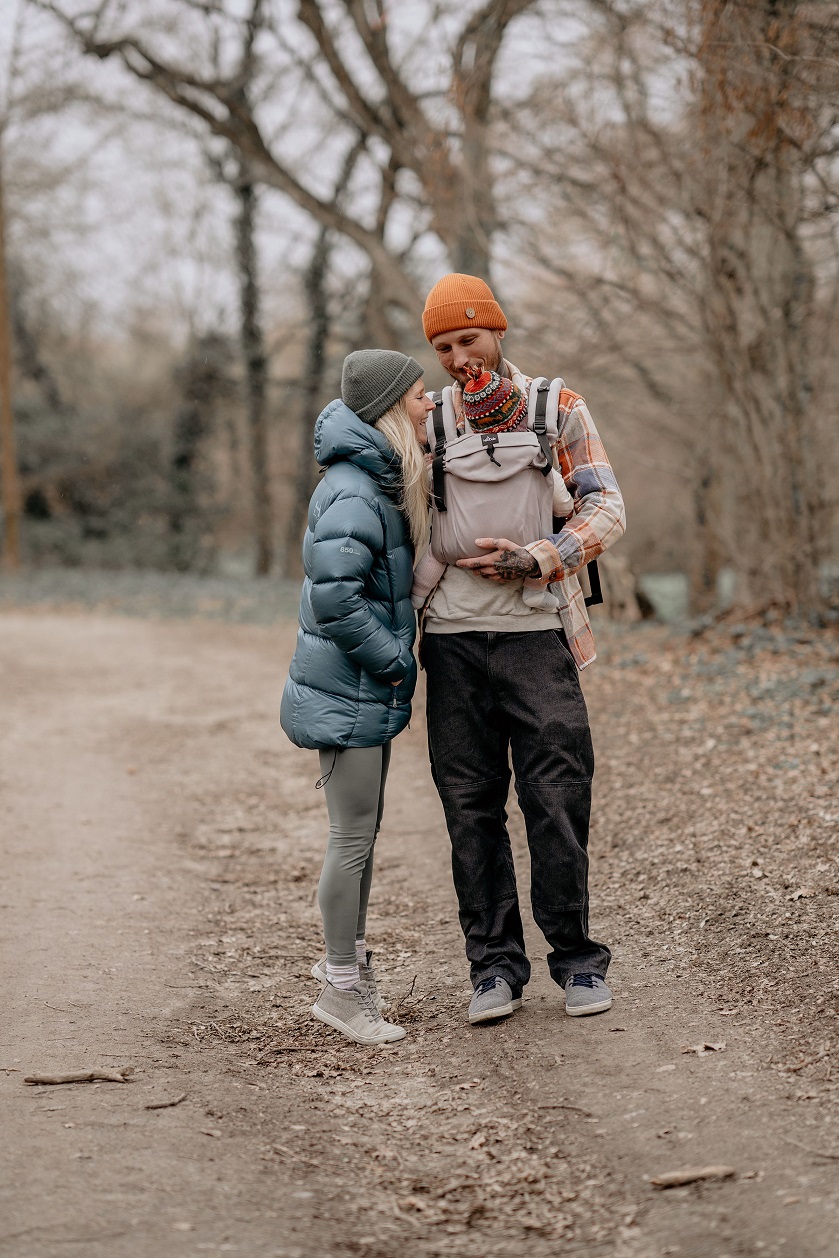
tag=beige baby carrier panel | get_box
[425,378,563,565]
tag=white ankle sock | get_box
[326,961,360,991]
[355,937,367,965]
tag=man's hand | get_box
[455,538,540,582]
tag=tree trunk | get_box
[284,224,332,577]
[698,0,822,614]
[689,461,725,614]
[0,164,21,569]
[234,173,273,577]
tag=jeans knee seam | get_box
[439,776,510,791]
[515,778,593,787]
[460,892,520,912]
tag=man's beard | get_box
[447,339,505,382]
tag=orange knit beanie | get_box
[422,273,507,342]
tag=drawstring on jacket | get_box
[315,749,339,790]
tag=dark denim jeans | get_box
[422,630,611,992]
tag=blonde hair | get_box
[375,397,430,554]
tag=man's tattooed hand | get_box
[492,548,540,580]
[455,538,541,581]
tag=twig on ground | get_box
[24,1068,134,1086]
[782,1049,830,1074]
[649,1157,734,1187]
[781,1135,839,1161]
[537,1103,594,1116]
[256,1045,331,1059]
[396,975,418,1008]
[272,1142,320,1168]
[650,1165,736,1188]
[144,1092,187,1110]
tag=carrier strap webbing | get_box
[430,391,447,513]
[552,513,604,609]
[585,559,603,608]
[532,382,554,477]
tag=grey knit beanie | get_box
[341,349,424,424]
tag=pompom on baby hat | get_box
[462,365,527,433]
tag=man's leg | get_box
[496,631,611,988]
[422,632,531,995]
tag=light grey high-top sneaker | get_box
[311,953,385,1010]
[312,983,406,1046]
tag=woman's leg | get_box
[355,741,391,944]
[317,745,389,967]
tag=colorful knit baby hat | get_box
[422,274,507,342]
[462,365,527,433]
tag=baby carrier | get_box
[425,378,602,606]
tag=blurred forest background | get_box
[0,0,837,618]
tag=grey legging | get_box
[317,743,391,967]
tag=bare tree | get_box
[694,0,836,613]
[0,4,25,569]
[0,162,21,569]
[512,0,839,615]
[37,0,539,337]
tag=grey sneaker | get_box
[565,973,613,1016]
[468,976,523,1025]
[311,954,384,1010]
[312,983,406,1046]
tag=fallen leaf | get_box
[650,1165,736,1188]
[682,1041,726,1056]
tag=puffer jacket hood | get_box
[314,400,401,494]
[280,400,417,751]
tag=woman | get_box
[281,349,433,1046]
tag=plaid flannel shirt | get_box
[448,361,626,669]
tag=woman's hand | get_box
[455,538,540,582]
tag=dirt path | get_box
[1,609,837,1257]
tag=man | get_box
[419,273,626,1024]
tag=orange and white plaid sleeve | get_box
[525,390,626,581]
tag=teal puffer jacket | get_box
[280,400,417,750]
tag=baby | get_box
[412,366,573,610]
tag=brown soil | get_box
[2,607,838,1258]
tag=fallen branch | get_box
[780,1135,839,1161]
[396,974,418,1008]
[24,1068,134,1086]
[537,1103,594,1117]
[650,1165,736,1189]
[144,1092,187,1110]
[781,1049,829,1074]
[272,1142,320,1168]
[256,1045,331,1061]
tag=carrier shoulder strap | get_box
[532,383,553,477]
[429,391,447,513]
[527,376,563,477]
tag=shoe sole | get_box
[565,996,613,1017]
[469,997,523,1025]
[312,1003,406,1045]
[311,965,385,1011]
